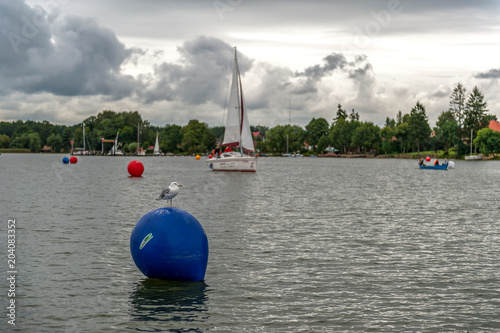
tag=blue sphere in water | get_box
[130,207,209,281]
[62,157,70,164]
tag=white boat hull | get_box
[465,155,483,160]
[207,152,257,172]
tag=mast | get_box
[236,47,244,154]
[470,129,473,155]
[287,98,291,154]
[82,123,85,152]
[137,122,140,155]
[222,47,254,153]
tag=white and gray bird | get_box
[156,182,182,207]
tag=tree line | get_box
[0,83,498,157]
[259,83,498,157]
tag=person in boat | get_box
[434,159,439,166]
[214,145,220,158]
[418,158,425,166]
[443,158,448,165]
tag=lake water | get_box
[1,154,499,332]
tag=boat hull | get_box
[419,164,448,170]
[207,152,257,172]
[465,155,483,160]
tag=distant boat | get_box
[153,132,162,156]
[419,160,455,170]
[465,129,483,160]
[72,123,91,155]
[419,164,449,170]
[108,131,123,155]
[206,47,257,172]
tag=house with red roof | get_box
[488,120,500,132]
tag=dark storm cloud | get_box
[292,53,373,95]
[140,36,253,104]
[475,68,500,79]
[0,0,141,98]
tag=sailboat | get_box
[465,129,482,160]
[153,132,162,156]
[72,123,90,155]
[207,47,257,172]
[108,131,123,155]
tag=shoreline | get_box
[1,151,498,160]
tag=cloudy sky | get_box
[1,0,499,128]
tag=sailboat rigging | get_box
[207,47,257,172]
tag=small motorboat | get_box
[419,164,448,170]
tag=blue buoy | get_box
[130,207,209,281]
[62,157,70,164]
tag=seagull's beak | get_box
[178,184,183,187]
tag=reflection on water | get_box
[128,279,208,332]
[1,154,500,332]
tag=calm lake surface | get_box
[1,154,499,332]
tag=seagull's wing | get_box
[156,187,171,200]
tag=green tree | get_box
[0,134,10,148]
[408,102,431,154]
[0,122,15,137]
[210,126,225,142]
[474,128,500,157]
[396,111,404,125]
[9,133,30,149]
[250,125,269,137]
[349,109,360,122]
[265,125,287,153]
[351,122,380,153]
[333,104,348,123]
[305,117,329,152]
[29,132,42,152]
[46,133,63,152]
[449,82,467,134]
[464,86,488,151]
[62,127,73,150]
[434,111,459,155]
[317,135,330,154]
[181,120,216,154]
[128,142,137,154]
[380,126,396,155]
[161,124,183,153]
[329,117,355,154]
[120,126,135,145]
[395,121,410,153]
[285,125,306,153]
[384,117,396,129]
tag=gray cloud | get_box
[430,85,451,98]
[292,53,372,95]
[139,36,253,105]
[475,68,500,79]
[1,0,499,127]
[0,0,141,99]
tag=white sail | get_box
[207,47,257,172]
[222,48,255,152]
[154,132,160,155]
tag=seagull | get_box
[156,182,182,207]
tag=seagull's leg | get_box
[168,199,172,207]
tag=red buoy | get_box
[208,154,213,159]
[426,157,431,162]
[69,156,78,164]
[128,160,144,177]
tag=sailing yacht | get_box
[207,47,257,172]
[465,129,483,160]
[153,132,162,156]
